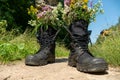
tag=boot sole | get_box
[68,54,77,67]
[68,61,76,67]
[76,63,108,73]
[25,58,55,66]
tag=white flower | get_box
[88,7,92,11]
[28,20,37,26]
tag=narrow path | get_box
[0,58,120,80]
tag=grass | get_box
[0,33,38,63]
[1,21,120,67]
[89,24,120,67]
[55,43,69,57]
[0,29,69,63]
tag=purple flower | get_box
[64,0,71,6]
[41,5,52,11]
[90,0,93,8]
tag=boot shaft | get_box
[36,27,57,49]
[69,19,91,48]
[69,19,89,36]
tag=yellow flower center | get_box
[28,5,38,15]
[83,0,88,3]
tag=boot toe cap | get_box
[92,58,107,64]
[77,58,108,73]
[25,55,40,66]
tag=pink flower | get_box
[41,5,52,11]
[37,11,46,18]
[64,0,71,6]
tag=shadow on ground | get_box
[55,58,68,63]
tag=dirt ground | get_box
[0,58,120,80]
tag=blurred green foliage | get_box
[0,0,35,32]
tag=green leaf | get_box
[17,43,25,50]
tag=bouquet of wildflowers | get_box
[63,0,104,26]
[28,2,64,33]
[27,0,104,33]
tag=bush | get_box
[0,20,7,33]
[0,0,35,32]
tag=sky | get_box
[88,0,120,43]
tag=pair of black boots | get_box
[25,19,108,73]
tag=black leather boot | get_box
[68,19,108,72]
[25,27,57,66]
